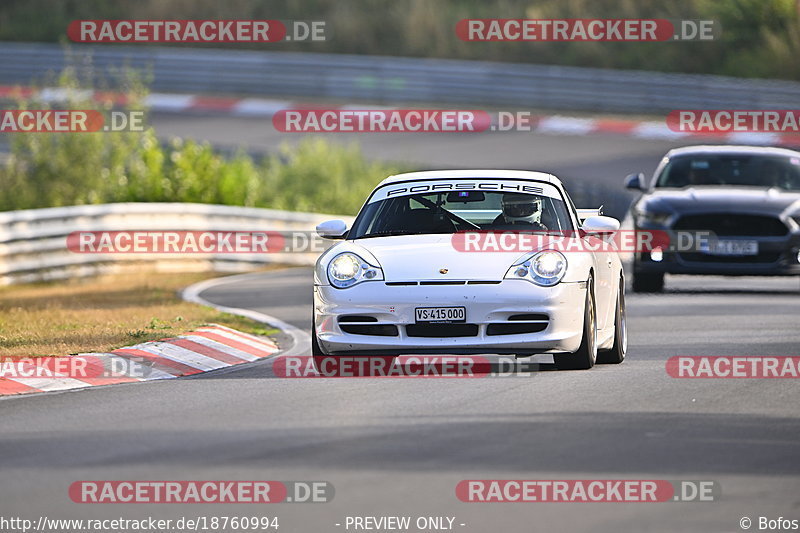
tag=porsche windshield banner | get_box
[368,179,563,203]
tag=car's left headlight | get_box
[327,252,384,288]
[505,250,567,287]
[637,209,672,226]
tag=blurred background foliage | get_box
[0,70,405,214]
[0,0,798,80]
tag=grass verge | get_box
[0,271,279,358]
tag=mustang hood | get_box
[642,187,800,215]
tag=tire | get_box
[311,326,326,356]
[597,279,627,364]
[632,270,664,293]
[554,277,597,370]
[311,327,334,373]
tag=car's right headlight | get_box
[505,250,567,287]
[327,252,383,288]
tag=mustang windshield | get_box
[349,189,574,239]
[655,154,800,190]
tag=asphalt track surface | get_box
[1,119,799,533]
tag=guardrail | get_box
[0,203,353,285]
[1,42,799,113]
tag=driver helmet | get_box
[501,193,541,224]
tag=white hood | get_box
[354,234,526,281]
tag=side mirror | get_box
[582,215,620,234]
[624,172,645,191]
[316,219,348,239]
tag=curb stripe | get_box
[169,338,251,365]
[136,343,227,371]
[111,348,202,376]
[5,376,94,392]
[209,325,280,349]
[0,379,38,395]
[1,325,280,398]
[194,330,278,357]
[77,356,142,385]
[182,335,262,362]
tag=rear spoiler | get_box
[576,206,603,222]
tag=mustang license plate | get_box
[700,240,759,256]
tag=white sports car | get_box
[312,170,626,370]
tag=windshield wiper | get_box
[355,230,422,239]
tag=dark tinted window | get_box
[656,154,800,190]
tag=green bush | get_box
[0,74,407,215]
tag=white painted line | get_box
[631,121,689,140]
[145,93,194,111]
[38,87,92,102]
[232,98,292,117]
[536,116,596,135]
[726,132,781,145]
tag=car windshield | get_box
[655,154,800,190]
[349,188,574,239]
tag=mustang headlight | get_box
[327,252,383,288]
[637,210,672,226]
[505,250,567,287]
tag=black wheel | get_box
[597,278,627,364]
[632,270,664,293]
[554,277,597,370]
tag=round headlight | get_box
[505,250,567,286]
[327,252,383,288]
[330,254,360,281]
[528,251,567,286]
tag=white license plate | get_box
[701,240,759,256]
[415,307,466,323]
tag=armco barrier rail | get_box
[0,203,353,285]
[1,42,799,113]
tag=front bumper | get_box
[313,280,586,355]
[635,226,800,276]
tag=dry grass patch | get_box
[0,271,278,357]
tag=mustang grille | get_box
[673,214,788,237]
